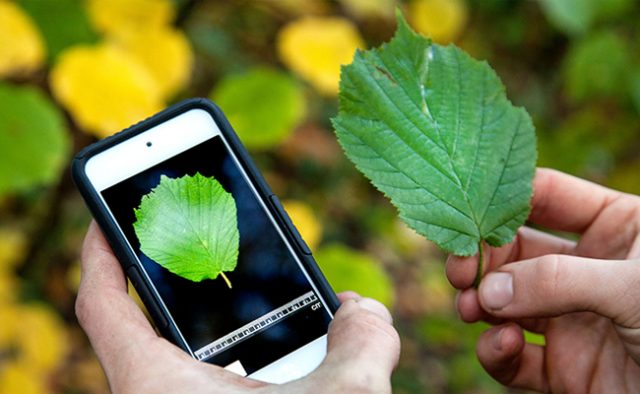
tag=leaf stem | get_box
[220,272,232,289]
[473,241,484,288]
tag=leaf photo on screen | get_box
[133,173,240,288]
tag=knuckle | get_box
[74,289,93,329]
[330,304,400,350]
[533,254,567,297]
[351,309,399,345]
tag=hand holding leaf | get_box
[332,13,536,285]
[133,173,239,288]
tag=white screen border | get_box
[86,109,220,190]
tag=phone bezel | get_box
[72,98,339,382]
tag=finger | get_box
[76,222,160,372]
[79,221,128,292]
[478,255,640,330]
[336,292,393,323]
[446,227,575,289]
[457,288,494,323]
[575,192,640,260]
[476,323,549,391]
[337,291,362,303]
[446,253,478,290]
[456,288,549,334]
[529,168,620,233]
[315,298,400,391]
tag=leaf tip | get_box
[393,8,431,45]
[394,7,410,29]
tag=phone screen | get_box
[100,135,332,375]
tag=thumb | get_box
[313,297,400,391]
[76,222,162,373]
[478,254,640,329]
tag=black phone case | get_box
[72,98,340,355]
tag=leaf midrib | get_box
[476,114,524,236]
[365,47,481,233]
[344,126,477,236]
[163,177,221,269]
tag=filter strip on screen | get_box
[194,291,318,360]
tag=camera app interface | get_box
[101,136,332,374]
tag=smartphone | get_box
[72,98,339,384]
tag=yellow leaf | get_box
[50,44,163,138]
[109,27,193,99]
[0,362,47,394]
[277,17,364,96]
[0,0,45,78]
[0,274,18,303]
[0,302,17,348]
[86,0,175,37]
[0,228,27,273]
[282,200,322,250]
[409,0,468,44]
[340,0,396,19]
[13,303,68,374]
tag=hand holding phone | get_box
[73,99,346,382]
[76,221,400,393]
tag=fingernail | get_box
[446,254,470,265]
[355,298,393,324]
[481,272,513,310]
[445,254,456,266]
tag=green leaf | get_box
[332,13,536,257]
[20,0,97,61]
[537,107,635,177]
[539,0,634,36]
[133,173,239,288]
[0,83,70,197]
[563,31,630,103]
[539,0,593,36]
[211,67,305,150]
[315,244,394,308]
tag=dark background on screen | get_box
[101,136,331,372]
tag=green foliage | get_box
[20,0,97,61]
[332,14,536,257]
[419,315,469,348]
[449,352,506,393]
[315,244,394,308]
[418,318,506,393]
[537,108,636,177]
[607,159,640,195]
[539,0,634,36]
[0,83,70,197]
[563,31,630,103]
[629,69,640,115]
[133,173,239,288]
[211,67,305,150]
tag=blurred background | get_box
[1,0,639,392]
